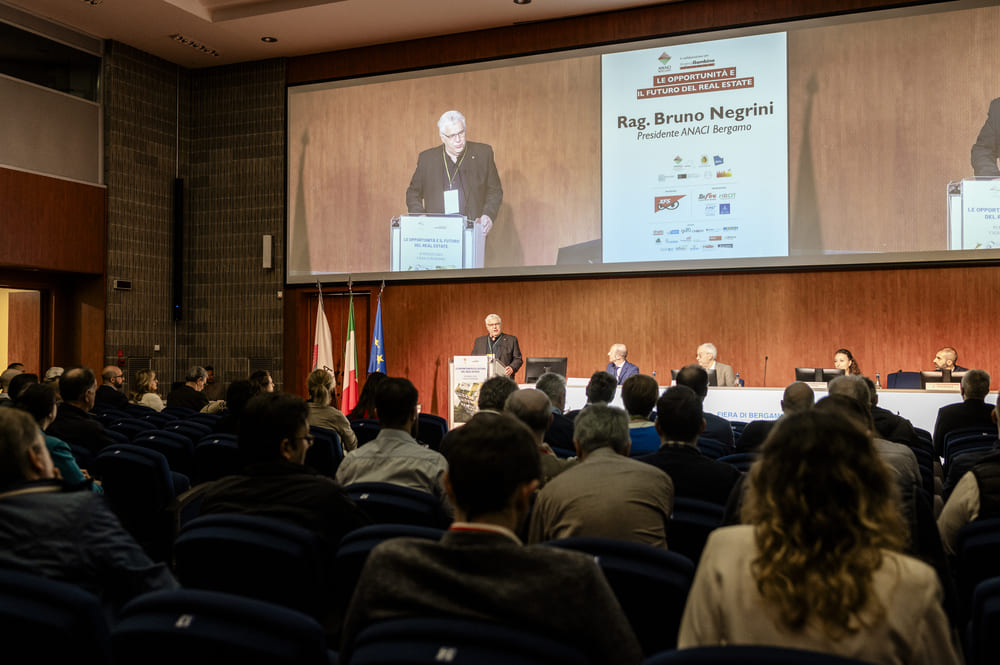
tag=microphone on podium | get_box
[763,355,769,387]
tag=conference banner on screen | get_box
[601,33,789,263]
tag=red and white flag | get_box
[312,288,334,375]
[341,293,359,413]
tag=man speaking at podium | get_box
[472,314,522,377]
[406,110,503,234]
[972,97,1000,177]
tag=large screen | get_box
[286,1,1000,285]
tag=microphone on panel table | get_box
[763,356,769,387]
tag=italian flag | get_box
[341,294,359,413]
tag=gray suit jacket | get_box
[712,361,736,387]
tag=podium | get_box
[946,178,1000,249]
[390,214,486,272]
[448,355,509,427]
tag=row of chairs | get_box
[350,413,449,450]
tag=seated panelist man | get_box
[471,313,522,377]
[606,343,639,385]
[695,343,736,387]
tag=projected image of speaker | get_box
[524,357,568,384]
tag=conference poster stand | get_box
[946,178,1000,250]
[390,214,486,272]
[448,355,507,428]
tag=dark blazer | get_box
[606,360,639,385]
[95,384,129,410]
[544,411,575,451]
[471,333,523,373]
[933,398,997,456]
[637,443,743,506]
[703,412,735,449]
[47,403,115,456]
[972,97,1000,177]
[405,142,502,221]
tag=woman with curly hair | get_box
[678,409,959,664]
[833,348,862,375]
[131,369,164,412]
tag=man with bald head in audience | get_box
[933,368,994,457]
[528,404,673,548]
[504,389,576,486]
[737,381,814,452]
[95,365,129,410]
[47,366,114,456]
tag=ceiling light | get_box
[514,0,531,4]
[261,36,278,43]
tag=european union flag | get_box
[367,296,386,373]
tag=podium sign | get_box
[390,214,485,271]
[947,178,1000,249]
[449,355,491,427]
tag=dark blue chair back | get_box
[416,413,448,450]
[886,371,921,389]
[162,405,200,420]
[173,514,328,620]
[343,617,588,665]
[306,425,343,478]
[164,419,212,444]
[108,417,155,440]
[193,434,242,484]
[132,429,196,477]
[668,496,725,564]
[351,418,381,446]
[112,589,331,665]
[957,518,1000,624]
[345,481,451,529]
[968,576,1000,665]
[543,537,695,654]
[696,437,727,459]
[716,452,757,472]
[0,568,111,665]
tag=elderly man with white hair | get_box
[405,110,503,235]
[471,313,522,377]
[695,342,737,387]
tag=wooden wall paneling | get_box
[287,263,1000,419]
[0,167,106,274]
[7,291,41,374]
[287,0,946,85]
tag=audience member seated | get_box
[864,375,920,450]
[341,412,643,665]
[933,346,967,373]
[306,369,358,452]
[606,342,639,385]
[47,367,114,456]
[213,379,253,435]
[475,375,519,414]
[527,404,673,548]
[202,365,226,402]
[833,348,862,375]
[504,389,577,487]
[347,372,386,421]
[95,365,129,410]
[166,366,210,412]
[621,374,661,456]
[937,396,1000,556]
[131,368,164,412]
[249,369,275,395]
[678,409,961,665]
[0,367,23,402]
[199,392,367,553]
[826,376,920,525]
[42,366,64,386]
[638,385,742,506]
[534,372,574,450]
[675,364,734,449]
[6,372,38,405]
[0,408,177,611]
[564,370,617,421]
[737,381,814,452]
[336,377,451,515]
[16,383,102,494]
[933,368,994,457]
